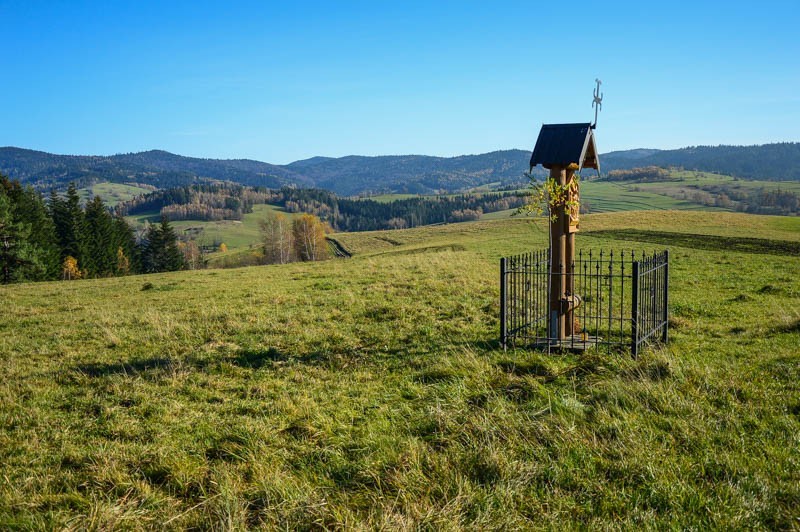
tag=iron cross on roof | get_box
[592,79,603,130]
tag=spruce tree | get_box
[158,217,185,271]
[0,190,49,283]
[140,217,184,273]
[50,183,87,265]
[84,196,116,276]
[1,175,59,280]
[112,215,140,274]
[141,222,164,273]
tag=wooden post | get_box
[548,166,567,341]
[564,166,577,336]
[500,257,507,349]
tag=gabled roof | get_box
[529,123,599,171]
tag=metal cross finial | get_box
[592,78,603,129]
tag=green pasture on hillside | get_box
[1,211,798,528]
[126,204,296,253]
[78,183,155,206]
[482,171,800,219]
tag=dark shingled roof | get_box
[529,123,600,171]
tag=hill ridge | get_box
[2,142,799,195]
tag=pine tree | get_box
[1,175,59,279]
[50,183,87,265]
[112,216,140,274]
[159,217,185,271]
[141,217,185,272]
[0,192,47,283]
[84,196,116,277]
[141,222,164,273]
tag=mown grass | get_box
[1,211,799,529]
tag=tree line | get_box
[0,174,185,284]
[117,182,529,232]
[676,184,800,215]
[117,182,274,221]
[271,188,528,231]
[603,166,674,182]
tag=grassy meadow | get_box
[1,211,799,528]
[78,183,155,206]
[126,204,299,268]
[482,171,800,220]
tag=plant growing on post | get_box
[515,165,581,222]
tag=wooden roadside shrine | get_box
[501,80,669,354]
[529,122,599,343]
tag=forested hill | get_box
[601,142,800,180]
[0,148,310,191]
[2,142,799,196]
[0,147,532,196]
[284,150,533,195]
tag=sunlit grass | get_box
[1,212,798,528]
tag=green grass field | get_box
[127,204,296,253]
[78,183,155,206]
[482,171,800,220]
[1,211,799,528]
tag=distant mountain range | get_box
[1,142,798,196]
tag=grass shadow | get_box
[583,229,800,256]
[229,347,287,368]
[774,319,800,334]
[74,357,176,377]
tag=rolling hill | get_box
[2,142,799,196]
[0,147,310,191]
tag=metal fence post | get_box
[500,257,507,349]
[631,260,640,357]
[662,250,669,344]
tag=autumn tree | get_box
[116,247,130,275]
[260,212,294,264]
[61,256,82,280]
[292,213,329,262]
[179,240,205,270]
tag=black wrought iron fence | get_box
[500,248,669,356]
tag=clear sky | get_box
[1,0,798,164]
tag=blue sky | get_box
[1,1,798,163]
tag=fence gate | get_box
[500,249,668,356]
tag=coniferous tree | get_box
[83,196,117,276]
[141,217,185,273]
[0,191,50,283]
[158,217,185,271]
[112,215,140,274]
[50,183,87,265]
[141,222,163,273]
[1,175,59,279]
